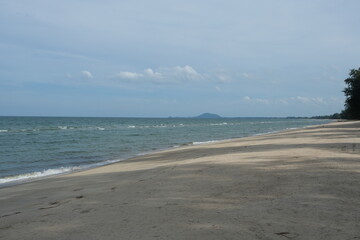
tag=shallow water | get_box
[0,117,331,184]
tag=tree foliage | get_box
[311,113,342,119]
[343,68,360,119]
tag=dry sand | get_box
[1,121,360,239]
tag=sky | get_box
[1,0,359,117]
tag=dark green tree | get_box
[343,68,360,119]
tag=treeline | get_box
[310,113,343,119]
[287,112,343,120]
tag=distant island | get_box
[194,113,222,119]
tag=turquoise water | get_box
[0,117,331,185]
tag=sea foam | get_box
[0,167,79,184]
[0,159,124,185]
[193,140,221,145]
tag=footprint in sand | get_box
[0,211,21,218]
[39,201,60,210]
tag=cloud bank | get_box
[115,65,203,84]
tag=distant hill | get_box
[195,113,222,119]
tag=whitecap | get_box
[0,159,128,185]
[210,122,228,126]
[155,124,167,128]
[0,167,80,184]
[0,129,8,133]
[192,140,220,145]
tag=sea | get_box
[0,117,331,186]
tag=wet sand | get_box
[1,121,360,239]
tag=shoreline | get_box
[0,120,334,188]
[1,120,359,239]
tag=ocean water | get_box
[0,117,331,185]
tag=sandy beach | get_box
[1,121,359,239]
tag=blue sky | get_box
[1,0,359,117]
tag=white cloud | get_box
[255,98,270,104]
[243,96,251,101]
[114,65,202,84]
[218,75,226,82]
[144,68,162,78]
[243,96,334,106]
[242,96,269,104]
[240,95,337,111]
[174,65,201,79]
[277,99,289,105]
[293,96,326,104]
[217,74,231,83]
[81,70,93,79]
[212,68,233,83]
[294,96,309,103]
[242,73,251,79]
[117,71,143,79]
[313,97,325,104]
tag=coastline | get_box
[0,119,332,187]
[1,121,359,239]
